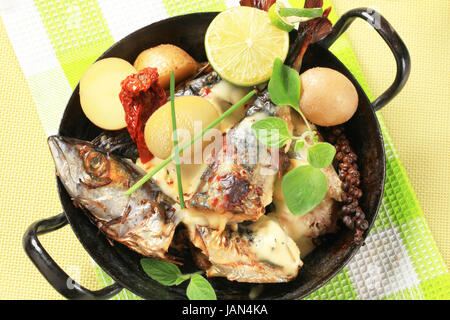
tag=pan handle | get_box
[317,7,411,111]
[23,213,123,300]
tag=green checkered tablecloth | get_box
[2,0,448,299]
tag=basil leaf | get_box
[252,117,292,148]
[186,274,217,300]
[268,58,301,111]
[281,165,328,216]
[141,258,182,286]
[307,142,336,168]
[294,140,305,153]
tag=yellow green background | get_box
[0,0,448,299]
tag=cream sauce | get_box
[248,216,302,277]
[205,80,253,131]
[136,157,207,202]
[269,156,342,258]
[269,166,316,258]
[180,207,242,233]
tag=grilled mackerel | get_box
[187,216,302,283]
[48,136,181,261]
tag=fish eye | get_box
[81,149,109,177]
[89,154,103,169]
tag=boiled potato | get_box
[134,44,197,89]
[144,96,219,160]
[80,58,136,130]
[299,67,358,126]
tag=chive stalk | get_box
[125,89,257,196]
[169,71,185,208]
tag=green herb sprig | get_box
[169,71,185,208]
[252,58,336,216]
[125,89,256,195]
[267,58,312,131]
[279,7,323,20]
[268,3,324,32]
[141,258,217,300]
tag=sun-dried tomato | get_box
[119,67,166,163]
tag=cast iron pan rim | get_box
[55,11,389,299]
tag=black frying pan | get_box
[23,8,410,300]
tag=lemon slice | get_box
[205,6,289,87]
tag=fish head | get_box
[47,135,116,195]
[47,135,181,260]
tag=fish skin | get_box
[47,135,181,261]
[91,129,139,161]
[174,71,221,97]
